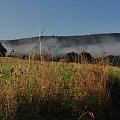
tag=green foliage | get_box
[111,69,120,78]
[59,65,75,89]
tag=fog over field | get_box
[1,33,120,58]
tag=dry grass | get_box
[0,57,118,120]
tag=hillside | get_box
[0,33,120,58]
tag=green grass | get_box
[0,57,120,120]
[111,69,120,78]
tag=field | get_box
[0,57,120,120]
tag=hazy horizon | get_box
[1,33,120,58]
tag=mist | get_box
[1,33,120,58]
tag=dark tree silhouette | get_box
[0,43,7,57]
[66,52,79,62]
[66,52,93,63]
[79,52,93,63]
[107,55,120,66]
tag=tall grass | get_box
[0,57,119,120]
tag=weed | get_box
[0,57,119,120]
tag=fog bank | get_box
[1,33,120,58]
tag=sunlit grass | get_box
[0,57,119,120]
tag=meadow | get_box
[0,57,120,120]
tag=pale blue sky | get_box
[0,0,120,39]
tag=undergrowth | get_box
[0,57,120,120]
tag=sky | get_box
[0,0,120,39]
